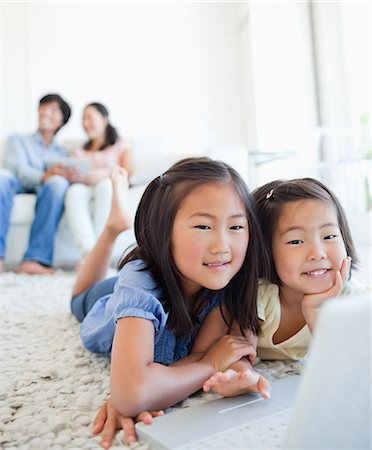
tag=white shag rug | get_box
[1,271,304,450]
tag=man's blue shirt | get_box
[4,130,68,190]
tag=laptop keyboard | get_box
[181,408,293,449]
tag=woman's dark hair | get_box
[39,93,71,132]
[252,177,359,285]
[119,157,269,337]
[83,102,119,151]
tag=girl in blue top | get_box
[71,157,270,448]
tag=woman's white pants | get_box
[64,179,112,254]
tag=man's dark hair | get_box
[39,94,71,128]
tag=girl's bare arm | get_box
[94,309,260,448]
[110,317,254,417]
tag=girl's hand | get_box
[302,256,351,310]
[203,369,271,399]
[302,256,351,331]
[92,398,164,449]
[200,335,257,373]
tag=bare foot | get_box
[17,261,55,275]
[105,167,133,236]
[0,259,5,274]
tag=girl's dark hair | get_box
[83,102,119,151]
[119,157,269,337]
[252,177,359,285]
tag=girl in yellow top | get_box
[203,177,368,392]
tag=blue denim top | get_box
[5,131,68,190]
[80,259,223,364]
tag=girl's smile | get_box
[203,260,231,269]
[302,267,330,276]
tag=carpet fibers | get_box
[1,271,303,449]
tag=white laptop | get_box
[285,292,370,449]
[136,294,371,449]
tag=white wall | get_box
[1,2,246,152]
[1,1,370,256]
[249,2,318,152]
[236,2,319,187]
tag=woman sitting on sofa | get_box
[65,102,133,269]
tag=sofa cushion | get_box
[10,194,36,224]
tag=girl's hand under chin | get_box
[302,256,351,308]
[203,368,271,399]
[302,256,351,331]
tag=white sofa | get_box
[3,136,249,268]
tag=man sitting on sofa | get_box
[0,93,73,274]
